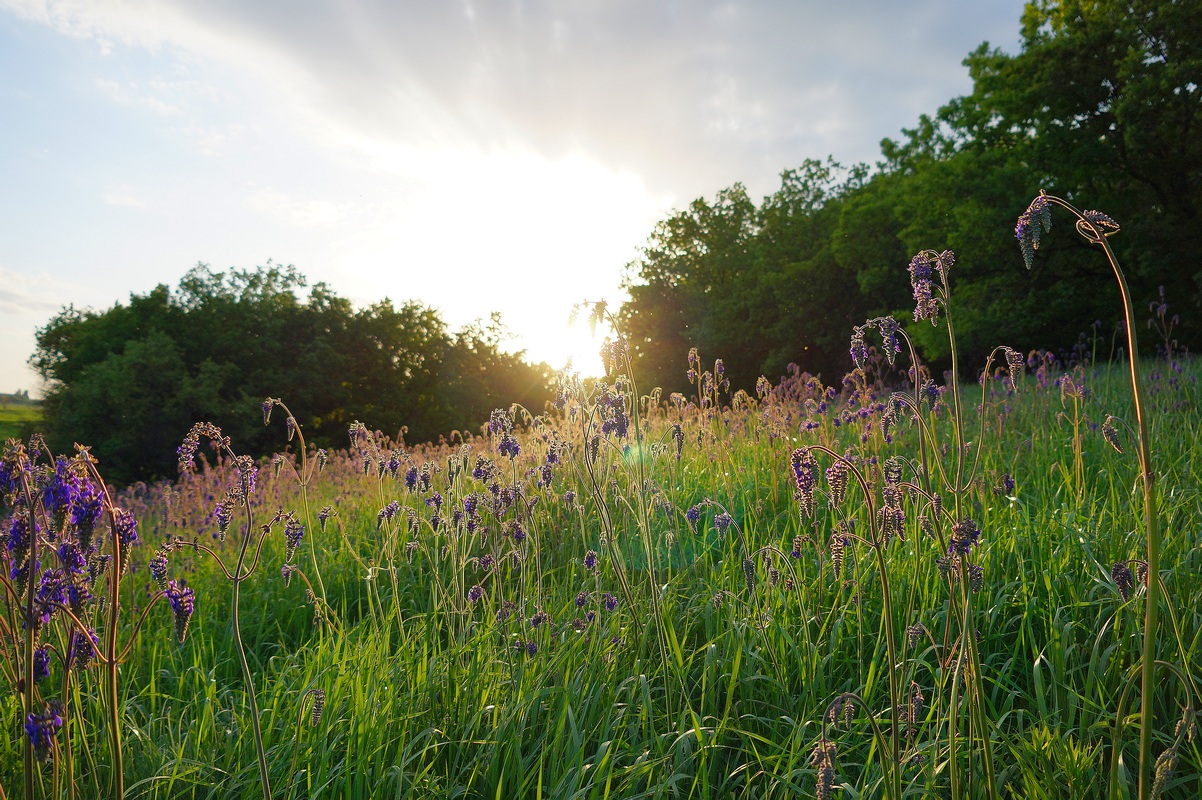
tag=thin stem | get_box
[1041,194,1160,797]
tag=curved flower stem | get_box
[1039,193,1160,797]
[275,402,328,612]
[81,459,125,799]
[232,487,272,800]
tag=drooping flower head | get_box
[165,579,196,643]
[1015,195,1051,270]
[25,703,63,762]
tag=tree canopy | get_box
[32,264,552,484]
[620,0,1201,396]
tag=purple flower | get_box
[686,505,702,526]
[25,704,62,761]
[165,579,196,643]
[949,519,980,556]
[575,591,589,607]
[1015,195,1051,269]
[69,629,99,671]
[33,645,51,682]
[603,592,618,612]
[467,584,484,603]
[284,518,305,561]
[583,549,599,572]
[377,500,400,529]
[714,512,733,534]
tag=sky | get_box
[0,0,1026,394]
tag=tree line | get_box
[619,0,1201,397]
[31,264,552,484]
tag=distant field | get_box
[0,402,40,440]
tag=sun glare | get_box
[525,314,611,378]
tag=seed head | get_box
[165,579,196,643]
[1102,416,1124,453]
[1015,195,1052,270]
[309,689,326,727]
[1112,562,1135,601]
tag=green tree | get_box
[32,264,551,483]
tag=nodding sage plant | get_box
[174,422,312,800]
[558,300,693,712]
[0,439,185,800]
[262,398,333,622]
[1015,192,1195,799]
[802,247,1027,799]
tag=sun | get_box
[517,312,614,378]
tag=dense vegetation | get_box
[5,2,1200,797]
[2,336,1198,798]
[31,265,552,484]
[620,0,1202,396]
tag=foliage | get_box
[620,0,1202,394]
[31,264,552,484]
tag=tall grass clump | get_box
[1,194,1198,799]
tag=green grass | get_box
[2,360,1199,799]
[0,402,40,441]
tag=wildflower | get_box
[825,460,849,505]
[526,641,538,656]
[149,543,171,589]
[830,533,847,580]
[809,740,837,800]
[583,549,599,572]
[849,324,869,369]
[876,316,901,365]
[318,505,332,531]
[714,512,733,534]
[671,424,685,461]
[1112,562,1136,601]
[113,507,138,549]
[467,584,484,603]
[906,623,926,650]
[377,500,400,529]
[603,592,618,612]
[498,433,521,459]
[69,629,99,671]
[285,416,298,441]
[316,448,329,471]
[949,518,980,556]
[993,473,1015,496]
[790,448,817,518]
[281,564,296,587]
[1151,747,1177,800]
[309,689,326,726]
[575,590,589,607]
[1004,347,1024,380]
[685,505,702,526]
[968,563,984,593]
[165,579,196,643]
[742,556,757,594]
[507,519,526,543]
[284,517,305,562]
[262,398,275,425]
[1015,194,1051,270]
[908,251,939,324]
[405,466,418,490]
[33,645,51,682]
[529,610,548,628]
[1102,416,1123,453]
[25,703,63,762]
[214,502,233,539]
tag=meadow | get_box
[2,200,1200,799]
[0,402,39,443]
